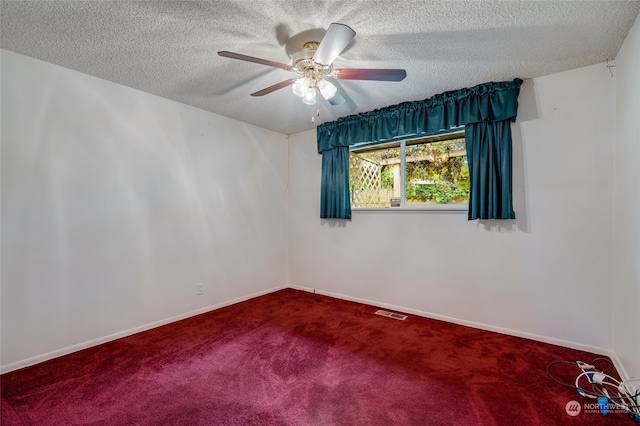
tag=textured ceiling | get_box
[2,1,639,135]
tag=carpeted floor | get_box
[0,288,632,425]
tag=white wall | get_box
[613,15,640,380]
[289,63,615,354]
[1,50,289,371]
[3,33,635,378]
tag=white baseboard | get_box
[4,283,632,389]
[0,284,288,374]
[288,285,632,382]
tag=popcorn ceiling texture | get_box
[2,0,639,134]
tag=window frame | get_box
[349,129,468,213]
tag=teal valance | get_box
[317,78,523,153]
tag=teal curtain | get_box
[317,78,522,219]
[320,146,351,219]
[465,121,515,220]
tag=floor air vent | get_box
[374,310,408,320]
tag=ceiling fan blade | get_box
[218,51,293,72]
[250,79,296,97]
[327,91,346,106]
[336,68,407,81]
[312,23,356,66]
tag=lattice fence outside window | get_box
[349,153,383,208]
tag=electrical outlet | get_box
[196,283,204,295]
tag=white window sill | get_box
[353,204,468,213]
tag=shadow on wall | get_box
[479,78,539,234]
[321,219,349,228]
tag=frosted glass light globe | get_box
[292,78,309,98]
[302,88,317,105]
[317,79,337,100]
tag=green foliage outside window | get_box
[405,139,468,204]
[405,157,469,204]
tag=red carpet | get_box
[0,288,631,425]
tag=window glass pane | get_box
[405,138,469,205]
[349,133,468,209]
[349,146,401,208]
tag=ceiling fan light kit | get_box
[290,41,337,104]
[218,23,407,110]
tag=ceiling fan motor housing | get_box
[292,42,332,87]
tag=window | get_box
[349,131,468,209]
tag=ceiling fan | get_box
[218,23,407,107]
